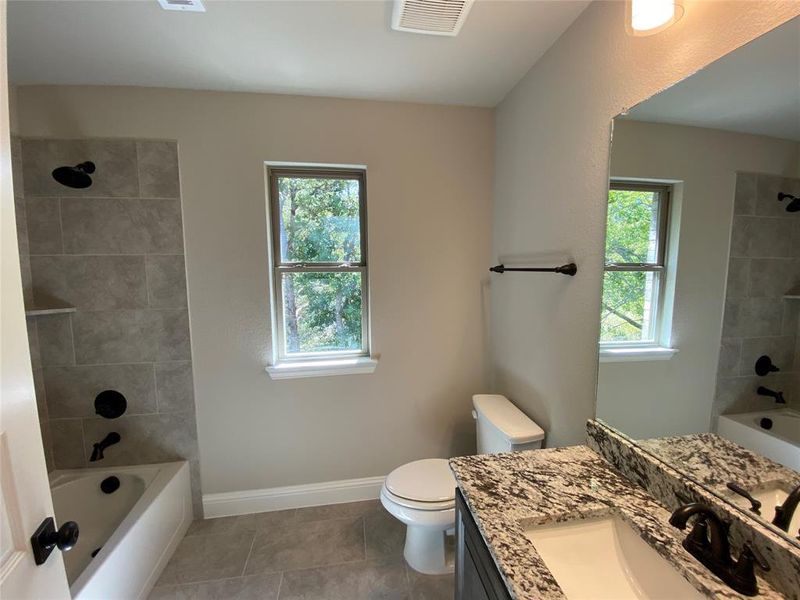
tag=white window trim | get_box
[264,162,376,379]
[599,345,678,363]
[600,179,681,354]
[266,356,378,380]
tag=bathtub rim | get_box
[718,407,800,446]
[49,461,189,598]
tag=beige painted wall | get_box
[597,120,799,440]
[15,87,494,494]
[492,1,800,448]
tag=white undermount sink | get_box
[732,486,799,535]
[524,517,704,599]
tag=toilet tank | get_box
[473,394,545,454]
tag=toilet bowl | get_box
[382,394,545,574]
[380,458,456,575]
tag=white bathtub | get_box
[717,408,800,470]
[49,461,192,600]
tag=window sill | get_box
[599,346,678,363]
[265,356,378,380]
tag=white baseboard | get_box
[202,475,386,518]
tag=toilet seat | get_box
[381,487,455,511]
[380,458,457,576]
[384,458,456,504]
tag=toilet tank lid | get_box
[472,394,545,443]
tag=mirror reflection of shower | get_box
[51,161,95,188]
[777,192,800,212]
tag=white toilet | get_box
[380,394,545,574]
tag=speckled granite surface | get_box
[639,432,800,509]
[449,446,782,600]
[588,421,800,599]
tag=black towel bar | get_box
[489,263,577,276]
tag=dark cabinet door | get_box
[455,489,512,600]
[458,540,491,600]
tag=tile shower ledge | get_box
[265,356,378,380]
[25,305,76,317]
[449,446,781,600]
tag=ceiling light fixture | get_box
[627,0,683,36]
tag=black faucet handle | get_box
[738,542,770,572]
[684,517,710,552]
[726,482,762,514]
[730,543,770,597]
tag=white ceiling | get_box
[7,0,590,107]
[623,17,800,141]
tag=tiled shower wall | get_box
[714,172,800,420]
[12,138,202,515]
[11,137,55,469]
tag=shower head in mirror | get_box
[777,192,800,213]
[52,161,95,189]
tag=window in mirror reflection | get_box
[601,182,671,345]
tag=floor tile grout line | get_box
[240,529,259,577]
[276,571,284,600]
[154,573,251,592]
[363,516,368,560]
[269,548,399,580]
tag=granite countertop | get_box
[638,433,800,498]
[449,445,782,600]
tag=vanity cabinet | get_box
[455,488,512,600]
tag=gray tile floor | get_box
[149,500,454,599]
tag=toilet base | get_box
[403,524,454,575]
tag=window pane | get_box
[605,189,660,264]
[282,272,362,354]
[277,176,361,263]
[600,270,659,342]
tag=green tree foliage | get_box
[278,177,363,353]
[600,189,659,342]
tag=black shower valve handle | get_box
[754,355,780,377]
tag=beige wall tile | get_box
[31,255,148,310]
[44,363,156,418]
[138,141,180,199]
[22,138,139,197]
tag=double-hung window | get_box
[266,166,372,377]
[600,181,672,349]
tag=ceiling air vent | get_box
[158,0,205,12]
[391,0,475,37]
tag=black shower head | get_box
[777,192,800,213]
[52,161,95,189]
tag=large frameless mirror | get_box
[595,16,800,546]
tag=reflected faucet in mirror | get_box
[726,482,762,515]
[772,485,800,537]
